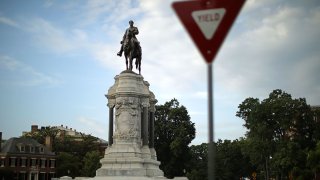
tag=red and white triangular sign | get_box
[192,8,226,40]
[172,0,245,64]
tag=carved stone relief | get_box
[113,97,141,140]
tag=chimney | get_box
[0,132,2,151]
[31,125,38,133]
[45,136,52,151]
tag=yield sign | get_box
[172,0,245,63]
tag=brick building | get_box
[0,133,56,180]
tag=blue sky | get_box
[1,0,320,145]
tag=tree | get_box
[215,139,254,180]
[154,98,196,178]
[236,96,273,179]
[22,126,59,148]
[236,89,317,179]
[307,141,320,179]
[54,133,99,157]
[53,134,101,177]
[187,139,253,180]
[78,134,100,157]
[82,151,102,177]
[56,152,82,178]
[187,143,208,180]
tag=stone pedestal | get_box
[94,70,165,179]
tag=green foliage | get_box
[54,134,99,156]
[56,152,82,178]
[215,139,253,180]
[82,151,102,177]
[187,143,208,180]
[312,108,320,141]
[154,98,195,178]
[237,89,318,179]
[307,141,320,175]
[187,139,254,180]
[54,134,101,177]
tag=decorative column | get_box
[149,111,155,148]
[149,92,157,160]
[142,104,149,146]
[107,103,114,146]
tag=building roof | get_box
[0,137,55,156]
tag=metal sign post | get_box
[207,63,214,180]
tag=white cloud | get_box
[215,2,320,96]
[90,42,123,73]
[77,116,107,139]
[194,91,207,99]
[43,0,54,8]
[23,18,95,54]
[24,18,76,53]
[0,55,62,87]
[0,55,19,70]
[0,16,20,28]
[80,0,142,27]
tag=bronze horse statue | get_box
[123,30,142,74]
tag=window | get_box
[20,146,25,152]
[40,159,46,168]
[21,157,26,167]
[30,146,35,153]
[0,158,5,167]
[10,157,16,167]
[31,158,36,167]
[50,159,55,168]
[25,145,30,152]
[40,147,44,153]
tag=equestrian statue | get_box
[117,20,142,74]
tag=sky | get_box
[0,0,320,145]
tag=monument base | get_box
[93,71,188,180]
[96,142,164,177]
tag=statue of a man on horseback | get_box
[117,20,142,74]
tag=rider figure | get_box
[117,20,139,57]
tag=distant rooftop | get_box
[22,124,108,144]
[0,137,55,155]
